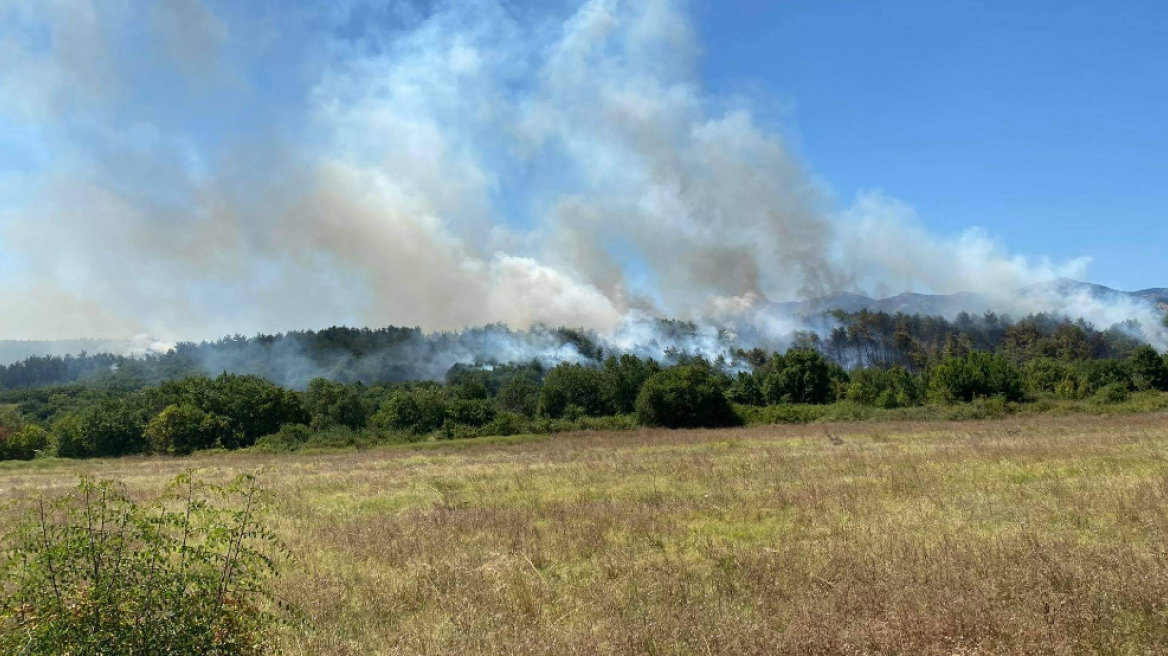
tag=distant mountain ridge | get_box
[772,278,1168,318]
[0,336,176,367]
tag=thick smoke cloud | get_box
[0,0,1162,351]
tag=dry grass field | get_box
[3,413,1168,655]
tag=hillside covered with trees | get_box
[1,310,1166,461]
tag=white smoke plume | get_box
[0,0,1162,354]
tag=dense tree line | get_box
[0,325,608,391]
[818,310,1149,370]
[0,311,1158,393]
[1,340,1166,461]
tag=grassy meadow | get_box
[3,412,1168,655]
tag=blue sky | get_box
[695,0,1166,291]
[0,0,1164,341]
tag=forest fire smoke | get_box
[0,0,1162,361]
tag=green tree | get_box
[52,414,89,459]
[538,364,611,419]
[145,404,234,455]
[152,374,306,448]
[1128,345,1168,391]
[0,425,51,461]
[372,388,447,434]
[761,349,834,405]
[495,376,541,417]
[1022,357,1076,396]
[303,378,366,430]
[68,399,150,458]
[929,352,1024,403]
[635,365,739,429]
[846,367,923,408]
[726,371,764,406]
[445,398,497,428]
[602,355,661,414]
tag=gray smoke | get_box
[0,0,1163,357]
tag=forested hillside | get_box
[1,309,1166,462]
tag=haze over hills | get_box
[771,279,1168,318]
[0,337,178,368]
[2,279,1163,367]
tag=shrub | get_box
[1023,358,1075,396]
[816,399,869,422]
[445,398,497,428]
[736,403,827,425]
[153,374,306,448]
[1095,382,1131,404]
[0,474,295,655]
[0,425,51,461]
[252,423,314,453]
[929,352,1024,404]
[1075,359,1133,395]
[303,379,366,430]
[372,389,447,434]
[51,414,88,459]
[484,411,531,437]
[846,367,924,408]
[72,399,150,458]
[494,376,540,417]
[146,404,236,455]
[726,372,764,406]
[635,365,740,429]
[1128,345,1168,391]
[302,426,371,450]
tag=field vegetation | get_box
[1,338,1166,462]
[3,413,1168,654]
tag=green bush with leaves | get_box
[0,473,296,655]
[602,355,662,414]
[146,404,236,455]
[67,398,150,459]
[445,398,497,428]
[303,378,367,430]
[759,349,837,405]
[1094,382,1131,404]
[1022,357,1077,396]
[371,388,447,434]
[0,425,52,461]
[635,365,740,429]
[494,376,541,417]
[538,363,612,419]
[929,352,1024,403]
[1128,345,1168,391]
[151,375,307,449]
[845,367,924,408]
[726,371,765,406]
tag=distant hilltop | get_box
[770,278,1168,318]
[0,336,176,367]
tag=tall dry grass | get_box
[3,413,1167,654]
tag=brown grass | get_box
[3,413,1168,654]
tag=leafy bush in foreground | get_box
[0,473,294,655]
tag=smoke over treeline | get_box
[3,0,1136,347]
[0,307,1157,392]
